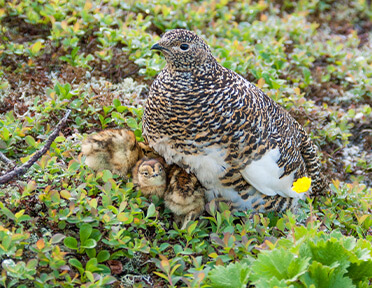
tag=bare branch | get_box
[0,152,15,167]
[0,110,71,185]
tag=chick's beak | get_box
[151,43,163,50]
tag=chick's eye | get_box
[180,44,189,50]
[142,172,149,176]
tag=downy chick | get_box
[132,158,205,229]
[165,165,205,229]
[81,128,141,177]
[132,157,167,198]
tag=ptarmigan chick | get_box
[81,128,141,177]
[164,165,205,229]
[143,29,327,213]
[132,157,167,198]
[132,157,205,229]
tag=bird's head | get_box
[137,158,167,187]
[151,29,214,72]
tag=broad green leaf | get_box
[254,277,293,288]
[97,250,110,263]
[0,202,15,221]
[64,237,78,250]
[102,170,113,182]
[69,258,84,275]
[86,248,96,258]
[208,262,250,288]
[81,239,97,249]
[302,238,350,273]
[113,98,121,107]
[80,223,92,244]
[346,260,372,283]
[85,270,94,283]
[86,258,101,272]
[250,248,309,283]
[300,261,354,288]
[26,259,38,269]
[25,135,36,147]
[90,229,102,242]
[126,117,138,129]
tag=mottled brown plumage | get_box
[81,128,141,177]
[143,29,326,213]
[164,165,205,229]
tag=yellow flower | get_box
[292,177,312,193]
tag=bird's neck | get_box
[166,55,218,78]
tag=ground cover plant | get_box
[0,0,371,287]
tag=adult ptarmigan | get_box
[142,29,326,212]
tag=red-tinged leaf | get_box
[36,239,45,250]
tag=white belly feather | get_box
[241,148,306,199]
[151,139,305,200]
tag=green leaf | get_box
[50,234,66,244]
[113,98,121,107]
[346,260,372,283]
[254,277,292,288]
[86,258,101,272]
[126,117,138,129]
[25,135,36,147]
[208,262,250,288]
[69,258,84,275]
[301,238,351,273]
[26,259,38,269]
[101,275,117,285]
[64,237,78,250]
[86,248,96,258]
[97,250,110,263]
[85,270,94,283]
[300,261,354,288]
[146,203,156,218]
[81,239,97,249]
[1,127,10,141]
[187,221,197,235]
[31,41,42,54]
[80,224,92,244]
[250,248,310,283]
[102,170,113,182]
[0,202,15,221]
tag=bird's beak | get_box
[151,43,163,50]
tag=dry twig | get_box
[0,110,71,185]
[0,152,15,168]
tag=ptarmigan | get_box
[164,165,205,229]
[142,29,326,213]
[132,157,167,198]
[81,128,142,177]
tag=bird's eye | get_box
[142,171,149,176]
[180,44,189,51]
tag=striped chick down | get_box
[81,128,142,177]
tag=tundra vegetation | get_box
[0,0,371,287]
